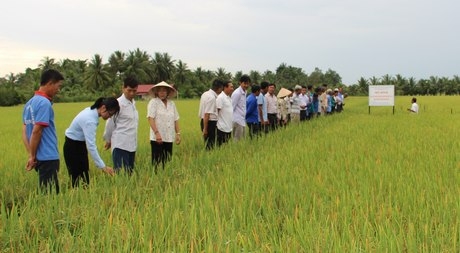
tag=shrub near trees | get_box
[0,48,459,106]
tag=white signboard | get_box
[369,85,394,106]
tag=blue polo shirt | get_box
[246,93,259,124]
[22,91,59,161]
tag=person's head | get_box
[149,81,177,101]
[294,85,302,94]
[91,97,120,120]
[412,97,417,103]
[40,69,64,98]
[122,77,139,101]
[251,85,261,96]
[260,81,269,94]
[267,83,276,95]
[301,85,307,95]
[288,88,294,97]
[211,79,224,94]
[239,75,251,91]
[307,85,313,91]
[223,81,234,96]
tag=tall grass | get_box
[1,96,459,252]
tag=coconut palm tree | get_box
[151,52,175,83]
[84,54,111,93]
[124,49,151,83]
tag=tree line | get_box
[0,48,458,106]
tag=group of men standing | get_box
[199,75,346,150]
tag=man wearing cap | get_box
[199,79,223,150]
[231,75,251,141]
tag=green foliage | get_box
[3,51,460,103]
[0,87,22,106]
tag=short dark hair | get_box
[260,81,269,90]
[301,85,307,89]
[40,69,64,86]
[412,97,417,103]
[307,85,313,89]
[123,77,139,88]
[240,75,251,84]
[268,83,276,88]
[212,79,224,91]
[251,85,261,93]
[223,81,232,88]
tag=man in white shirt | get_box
[265,83,278,131]
[199,79,223,150]
[103,77,139,174]
[231,75,251,141]
[408,97,419,113]
[216,81,234,146]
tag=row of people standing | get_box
[22,69,182,193]
[198,75,347,150]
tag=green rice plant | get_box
[0,96,458,252]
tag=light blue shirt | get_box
[65,107,105,169]
[257,93,268,122]
[22,92,59,161]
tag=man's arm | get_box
[26,124,45,171]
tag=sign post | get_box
[368,85,395,114]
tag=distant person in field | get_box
[265,83,278,131]
[246,85,261,139]
[299,85,308,121]
[335,88,343,112]
[64,97,118,188]
[103,77,139,175]
[147,82,181,173]
[290,85,302,123]
[22,69,64,194]
[407,97,419,113]
[199,79,223,150]
[258,81,269,134]
[277,87,292,127]
[320,85,328,116]
[231,75,251,141]
[216,80,234,146]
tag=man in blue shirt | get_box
[246,85,261,139]
[22,69,64,194]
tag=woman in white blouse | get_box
[147,82,181,173]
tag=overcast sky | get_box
[1,0,458,84]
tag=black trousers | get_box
[35,160,60,194]
[247,122,260,139]
[267,113,278,131]
[300,110,307,121]
[64,136,90,188]
[151,141,173,173]
[200,119,217,150]
[217,129,231,146]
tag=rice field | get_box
[0,96,459,252]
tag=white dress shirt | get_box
[216,92,233,133]
[147,98,180,142]
[104,94,139,152]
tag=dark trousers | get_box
[247,122,260,139]
[151,141,173,173]
[112,148,135,175]
[217,129,231,146]
[267,113,278,131]
[300,110,307,121]
[35,160,59,194]
[200,119,217,150]
[64,136,89,188]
